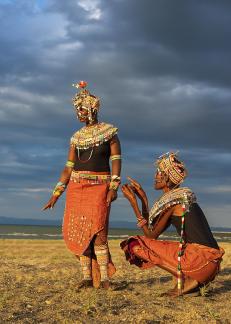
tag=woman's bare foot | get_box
[169,277,199,297]
[99,280,110,289]
[161,277,200,297]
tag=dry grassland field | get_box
[0,239,231,323]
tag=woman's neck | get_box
[85,119,98,127]
[162,187,170,193]
[162,184,180,194]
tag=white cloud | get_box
[0,85,59,122]
[201,185,231,194]
[78,0,102,20]
[6,187,50,193]
[41,41,84,67]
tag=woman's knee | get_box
[186,260,220,285]
[94,231,107,246]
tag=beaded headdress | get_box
[155,152,187,185]
[72,81,100,123]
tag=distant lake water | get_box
[0,225,231,242]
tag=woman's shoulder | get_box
[99,122,118,133]
[96,122,119,141]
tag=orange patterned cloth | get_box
[63,171,111,256]
[63,171,116,286]
[121,236,224,284]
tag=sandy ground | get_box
[0,239,230,324]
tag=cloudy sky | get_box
[1,0,231,227]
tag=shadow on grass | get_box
[112,275,172,291]
[211,278,231,295]
[218,267,231,276]
[201,268,231,297]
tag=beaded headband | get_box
[72,81,100,121]
[155,152,187,185]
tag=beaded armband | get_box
[110,155,122,161]
[52,181,67,197]
[66,160,75,168]
[137,218,147,228]
[109,175,121,191]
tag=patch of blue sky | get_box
[0,0,15,4]
[36,0,46,9]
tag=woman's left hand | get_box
[106,189,117,206]
[121,184,138,207]
[127,176,147,203]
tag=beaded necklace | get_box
[149,187,196,226]
[70,122,118,150]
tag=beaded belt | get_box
[70,170,111,183]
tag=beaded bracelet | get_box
[137,218,147,228]
[109,181,120,191]
[52,181,66,197]
[66,160,75,168]
[111,175,121,181]
[110,155,122,161]
[109,175,121,191]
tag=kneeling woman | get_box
[121,152,224,296]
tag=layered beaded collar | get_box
[149,187,196,226]
[70,122,118,150]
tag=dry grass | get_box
[0,239,231,323]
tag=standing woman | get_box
[43,81,121,289]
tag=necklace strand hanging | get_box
[76,123,96,162]
[77,147,94,163]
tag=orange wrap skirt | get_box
[63,171,111,256]
[121,236,224,284]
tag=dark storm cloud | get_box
[0,0,231,226]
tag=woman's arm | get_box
[127,177,149,219]
[42,145,76,210]
[143,208,173,239]
[57,144,76,185]
[106,135,121,205]
[121,184,173,239]
[110,135,121,177]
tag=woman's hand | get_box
[106,189,117,206]
[42,195,59,211]
[127,177,148,204]
[121,184,138,207]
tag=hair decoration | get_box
[72,81,88,89]
[72,81,100,124]
[155,151,187,186]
